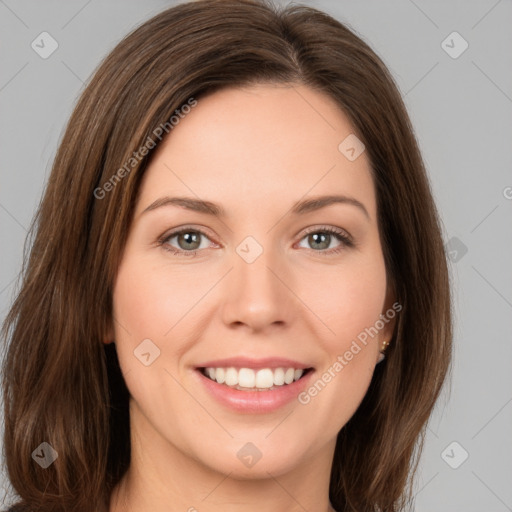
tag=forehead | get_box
[136,83,376,221]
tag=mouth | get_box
[198,366,314,392]
[194,358,315,413]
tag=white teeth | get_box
[225,367,238,386]
[203,366,307,389]
[215,367,225,384]
[255,369,274,389]
[284,368,295,384]
[238,368,255,388]
[273,367,285,386]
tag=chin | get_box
[187,435,310,479]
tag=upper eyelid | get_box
[301,224,352,240]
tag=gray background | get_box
[1,0,511,510]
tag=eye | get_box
[296,225,354,256]
[158,224,354,257]
[159,227,215,257]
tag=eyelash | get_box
[158,225,354,258]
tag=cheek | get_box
[113,254,202,338]
[302,255,387,353]
[299,261,385,425]
[111,255,200,402]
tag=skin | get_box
[107,83,396,512]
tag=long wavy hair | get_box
[1,1,452,511]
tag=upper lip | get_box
[196,357,313,370]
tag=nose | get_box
[221,244,296,333]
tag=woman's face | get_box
[110,83,396,479]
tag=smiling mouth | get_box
[198,366,314,391]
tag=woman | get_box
[1,0,452,511]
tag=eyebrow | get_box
[141,194,370,220]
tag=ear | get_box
[380,281,400,343]
[101,317,115,345]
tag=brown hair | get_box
[1,0,452,511]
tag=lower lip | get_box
[195,369,314,414]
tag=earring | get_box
[377,340,389,363]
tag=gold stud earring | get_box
[377,340,389,364]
